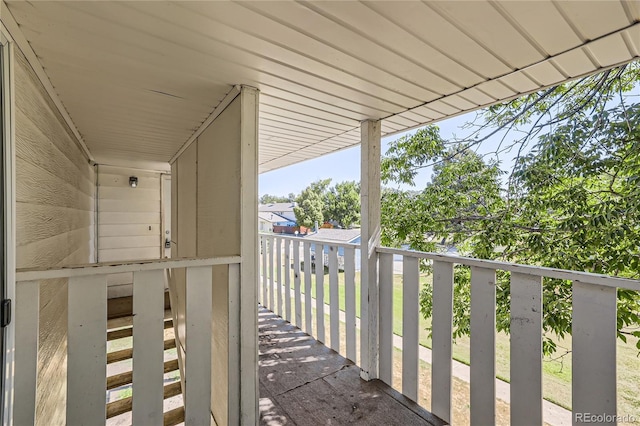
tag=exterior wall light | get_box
[129,176,138,188]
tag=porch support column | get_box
[239,85,259,425]
[360,119,381,381]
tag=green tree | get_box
[294,179,331,228]
[259,193,296,204]
[381,65,640,353]
[325,181,360,228]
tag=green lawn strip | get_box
[270,266,640,416]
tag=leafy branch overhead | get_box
[381,63,640,354]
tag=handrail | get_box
[376,246,640,291]
[15,256,242,281]
[258,232,359,249]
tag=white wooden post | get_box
[328,245,340,352]
[572,280,617,425]
[431,261,454,423]
[402,256,420,401]
[14,280,39,426]
[470,266,496,426]
[261,237,267,306]
[239,85,259,425]
[276,237,282,317]
[284,239,292,322]
[360,119,381,381]
[67,275,107,425]
[344,246,357,362]
[293,239,302,328]
[185,266,213,425]
[227,263,241,425]
[132,270,165,425]
[316,244,325,342]
[268,236,274,311]
[303,241,313,335]
[510,272,542,425]
[378,253,394,386]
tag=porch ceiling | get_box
[4,1,639,173]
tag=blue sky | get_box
[258,110,519,196]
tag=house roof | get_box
[258,212,293,223]
[308,228,361,244]
[4,1,638,172]
[258,203,296,213]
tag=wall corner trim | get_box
[169,85,242,165]
[0,5,95,164]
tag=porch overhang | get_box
[2,0,639,172]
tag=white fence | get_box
[260,233,640,425]
[14,256,240,425]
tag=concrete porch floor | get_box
[258,307,446,425]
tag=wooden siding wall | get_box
[14,50,95,425]
[170,95,241,426]
[97,165,162,298]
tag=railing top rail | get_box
[377,246,640,291]
[259,232,359,249]
[16,256,242,282]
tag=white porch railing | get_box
[14,256,240,425]
[259,233,640,425]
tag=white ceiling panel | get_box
[2,0,637,174]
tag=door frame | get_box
[0,23,16,425]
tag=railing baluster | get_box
[431,261,454,424]
[303,241,313,335]
[276,237,282,317]
[328,245,340,352]
[344,246,356,362]
[268,236,275,312]
[14,280,39,426]
[378,253,394,386]
[316,244,326,343]
[402,256,420,402]
[185,266,213,425]
[132,270,166,425]
[284,239,292,322]
[572,280,617,423]
[228,263,241,425]
[293,239,302,328]
[261,237,267,306]
[470,266,496,426]
[510,272,542,425]
[67,275,107,425]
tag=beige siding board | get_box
[17,228,92,267]
[99,172,161,190]
[177,143,197,258]
[15,113,93,196]
[98,212,160,225]
[99,247,160,262]
[99,224,160,237]
[17,203,92,246]
[16,159,93,211]
[14,52,90,171]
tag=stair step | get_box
[107,309,173,330]
[164,407,185,426]
[107,319,174,341]
[107,339,177,364]
[106,381,183,419]
[108,293,171,320]
[107,359,180,390]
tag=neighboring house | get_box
[307,228,361,270]
[258,202,297,224]
[0,3,636,426]
[258,212,295,233]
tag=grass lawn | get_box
[262,262,640,420]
